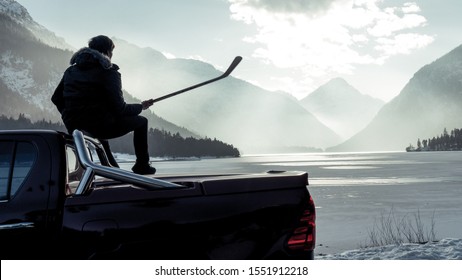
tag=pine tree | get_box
[407,128,462,152]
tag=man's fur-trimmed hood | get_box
[70,47,114,69]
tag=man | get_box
[52,35,156,175]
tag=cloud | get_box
[228,0,434,96]
[366,9,428,37]
[233,0,337,15]
[375,33,435,56]
[402,2,421,13]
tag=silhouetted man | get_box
[52,35,156,175]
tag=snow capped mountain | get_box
[0,0,29,20]
[0,0,73,50]
[300,78,384,140]
[0,5,70,120]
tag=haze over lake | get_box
[121,151,462,256]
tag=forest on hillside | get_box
[406,127,462,152]
[0,114,240,158]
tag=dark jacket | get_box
[52,48,142,131]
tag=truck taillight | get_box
[287,195,316,251]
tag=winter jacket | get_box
[52,47,142,131]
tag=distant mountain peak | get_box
[325,77,350,87]
[307,77,371,101]
[300,77,384,140]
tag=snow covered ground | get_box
[317,238,462,260]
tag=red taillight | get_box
[287,195,316,251]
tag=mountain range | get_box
[112,38,341,153]
[1,0,461,153]
[329,44,462,151]
[0,0,343,154]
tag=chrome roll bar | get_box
[73,129,183,195]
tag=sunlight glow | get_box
[228,0,434,98]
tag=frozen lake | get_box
[119,151,462,256]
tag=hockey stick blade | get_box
[223,56,243,77]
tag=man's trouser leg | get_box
[75,115,151,167]
[132,116,150,164]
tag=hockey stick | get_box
[148,56,242,104]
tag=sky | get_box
[15,0,462,102]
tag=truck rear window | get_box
[0,141,37,200]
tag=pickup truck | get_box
[0,129,316,260]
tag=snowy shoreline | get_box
[316,238,462,260]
